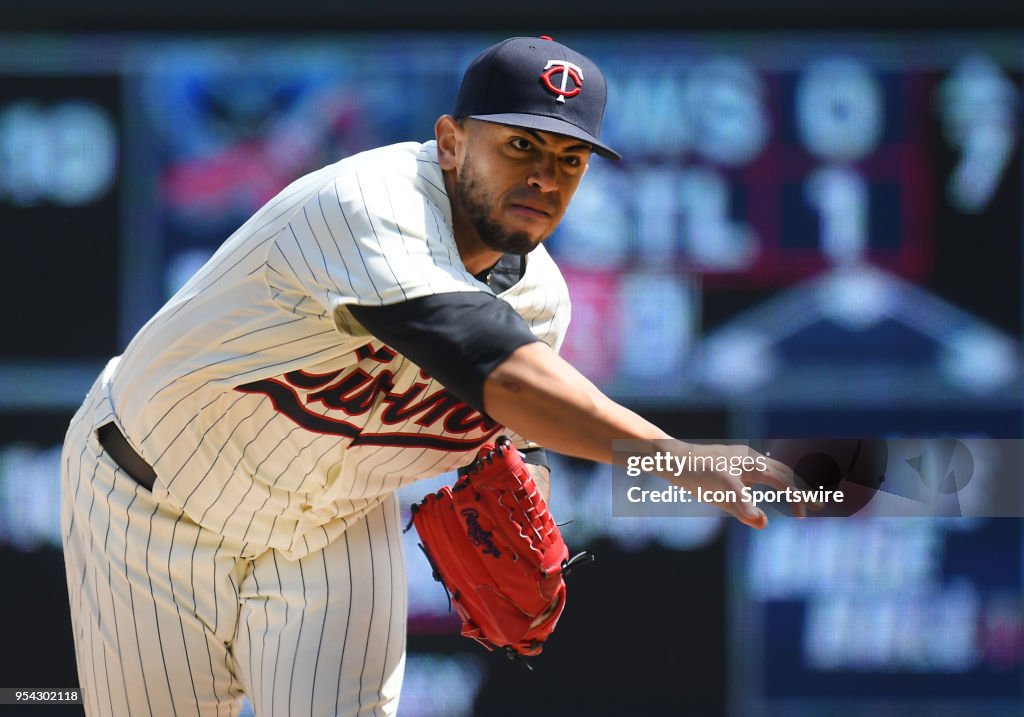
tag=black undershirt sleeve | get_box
[347,291,541,415]
[518,446,550,471]
[458,446,549,476]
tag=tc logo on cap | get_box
[540,60,584,103]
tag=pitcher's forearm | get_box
[482,342,673,464]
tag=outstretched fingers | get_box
[745,456,820,518]
[716,474,769,529]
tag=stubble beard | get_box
[455,158,543,256]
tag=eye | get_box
[563,155,583,169]
[510,137,532,151]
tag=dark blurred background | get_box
[2,2,1024,716]
[6,0,1024,32]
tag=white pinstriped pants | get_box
[60,393,407,717]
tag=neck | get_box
[443,169,503,276]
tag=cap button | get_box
[538,35,553,41]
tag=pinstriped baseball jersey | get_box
[103,140,570,560]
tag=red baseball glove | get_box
[408,436,591,660]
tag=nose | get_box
[527,154,559,192]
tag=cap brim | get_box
[468,113,621,161]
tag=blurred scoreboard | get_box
[0,72,121,360]
[548,36,1022,400]
[733,518,1024,717]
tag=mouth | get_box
[508,203,553,219]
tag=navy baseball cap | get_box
[454,36,620,160]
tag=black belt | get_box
[97,422,157,491]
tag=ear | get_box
[435,115,463,171]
